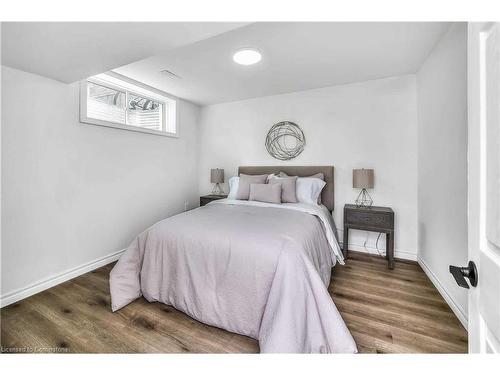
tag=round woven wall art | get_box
[265,121,306,161]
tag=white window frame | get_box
[80,72,178,138]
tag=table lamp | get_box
[210,168,225,195]
[353,168,374,207]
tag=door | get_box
[468,22,500,353]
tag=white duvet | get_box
[110,199,357,353]
[214,199,345,265]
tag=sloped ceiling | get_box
[1,22,247,83]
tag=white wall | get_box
[1,66,200,303]
[198,75,418,260]
[416,23,468,326]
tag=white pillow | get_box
[227,176,240,199]
[296,177,326,206]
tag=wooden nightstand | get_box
[200,194,227,207]
[343,204,395,269]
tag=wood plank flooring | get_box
[0,251,467,353]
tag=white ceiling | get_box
[114,22,451,105]
[1,22,247,83]
[1,22,451,105]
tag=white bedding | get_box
[211,198,345,265]
[110,199,356,353]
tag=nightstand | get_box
[343,204,395,269]
[200,194,227,207]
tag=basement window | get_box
[80,72,177,137]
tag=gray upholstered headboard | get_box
[238,166,334,211]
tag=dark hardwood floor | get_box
[0,251,468,353]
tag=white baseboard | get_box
[341,242,417,261]
[417,256,468,330]
[337,227,417,261]
[0,249,125,308]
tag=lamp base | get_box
[211,183,225,195]
[355,188,373,207]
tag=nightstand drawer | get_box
[346,209,393,229]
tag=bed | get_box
[109,166,357,353]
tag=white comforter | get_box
[110,199,357,353]
[216,199,345,264]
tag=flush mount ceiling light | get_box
[233,48,262,65]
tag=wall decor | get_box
[265,121,305,161]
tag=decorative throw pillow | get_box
[279,171,325,181]
[266,173,278,182]
[279,171,325,204]
[236,174,269,200]
[268,175,298,203]
[248,183,282,204]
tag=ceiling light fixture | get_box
[233,48,262,65]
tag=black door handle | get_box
[449,261,478,289]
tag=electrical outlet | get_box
[184,200,189,211]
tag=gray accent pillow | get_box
[268,175,298,203]
[279,171,324,204]
[248,183,282,204]
[279,171,325,181]
[236,174,268,200]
